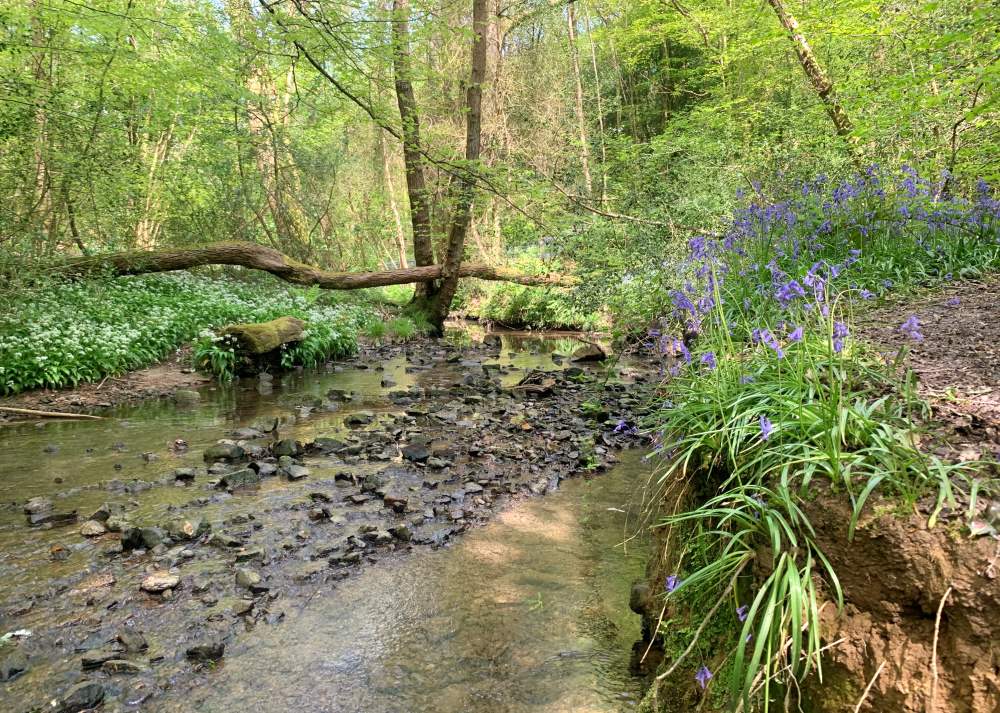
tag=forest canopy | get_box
[0,0,996,316]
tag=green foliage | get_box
[0,272,373,393]
[476,283,602,331]
[645,176,998,705]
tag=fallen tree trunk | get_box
[55,241,574,289]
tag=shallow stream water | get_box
[0,330,652,712]
[160,450,650,713]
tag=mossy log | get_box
[56,241,575,289]
[222,316,305,354]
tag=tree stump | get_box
[221,316,305,374]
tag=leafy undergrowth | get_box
[457,252,604,331]
[0,271,375,394]
[640,167,1000,709]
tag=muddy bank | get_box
[802,494,1000,713]
[631,480,1000,713]
[0,332,654,712]
[0,347,209,417]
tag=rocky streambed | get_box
[0,331,658,712]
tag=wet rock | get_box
[232,599,254,616]
[56,681,105,713]
[308,507,330,521]
[116,629,148,653]
[234,547,265,563]
[328,550,362,566]
[104,515,130,533]
[401,443,430,463]
[232,427,266,440]
[383,492,409,513]
[173,467,197,482]
[311,437,346,453]
[122,526,165,550]
[79,520,107,537]
[361,471,389,493]
[140,571,180,593]
[390,524,413,542]
[326,388,352,401]
[24,496,53,515]
[102,659,145,674]
[217,468,261,490]
[166,516,210,541]
[345,411,375,426]
[251,416,279,433]
[203,443,246,463]
[101,540,124,557]
[253,461,278,477]
[282,464,310,481]
[235,567,266,591]
[380,377,396,387]
[0,645,28,681]
[426,457,449,469]
[174,389,201,403]
[81,648,118,670]
[207,531,243,548]
[185,640,225,662]
[27,509,78,527]
[272,438,301,457]
[89,502,124,522]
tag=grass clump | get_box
[644,166,998,707]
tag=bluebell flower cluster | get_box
[647,166,998,366]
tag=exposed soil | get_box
[855,277,1000,461]
[0,347,209,418]
[803,494,1000,713]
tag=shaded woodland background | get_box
[1,0,996,299]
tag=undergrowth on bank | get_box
[645,167,999,708]
[0,272,375,393]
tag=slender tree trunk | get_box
[378,129,409,269]
[765,0,859,161]
[429,0,488,331]
[391,0,434,288]
[565,1,593,198]
[583,2,608,206]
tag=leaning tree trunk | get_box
[428,0,489,333]
[765,0,860,165]
[50,241,574,288]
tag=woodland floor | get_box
[855,276,1000,463]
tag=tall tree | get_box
[765,0,858,160]
[391,0,434,283]
[430,0,489,329]
[565,1,594,198]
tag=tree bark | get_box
[52,241,574,289]
[391,0,435,284]
[565,1,594,198]
[765,0,859,160]
[429,0,488,331]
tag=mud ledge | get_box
[0,347,209,418]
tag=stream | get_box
[0,330,656,712]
